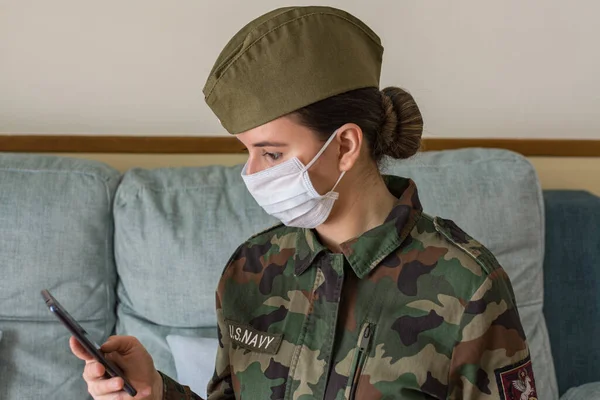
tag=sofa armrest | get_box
[543,190,600,395]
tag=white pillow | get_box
[166,335,219,398]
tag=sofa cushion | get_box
[166,335,219,398]
[543,190,600,394]
[560,382,600,400]
[113,166,278,376]
[383,149,557,400]
[0,154,121,400]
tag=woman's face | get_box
[237,115,342,195]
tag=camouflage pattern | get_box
[162,176,536,399]
[162,373,203,400]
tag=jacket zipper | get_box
[349,322,374,400]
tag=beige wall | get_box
[56,153,600,196]
[2,0,600,139]
[529,158,600,195]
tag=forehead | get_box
[236,116,316,146]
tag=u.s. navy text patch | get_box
[495,356,537,400]
[226,320,282,354]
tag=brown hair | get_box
[293,87,423,163]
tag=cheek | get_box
[306,152,339,195]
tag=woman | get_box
[71,6,536,400]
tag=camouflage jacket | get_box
[162,176,536,400]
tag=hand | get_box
[69,335,163,400]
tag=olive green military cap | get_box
[203,6,384,134]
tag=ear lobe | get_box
[337,124,363,171]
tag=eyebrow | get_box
[252,141,288,148]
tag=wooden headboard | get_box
[2,136,599,195]
[1,135,600,156]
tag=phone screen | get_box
[42,289,137,397]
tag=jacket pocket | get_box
[348,322,375,400]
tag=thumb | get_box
[100,336,133,354]
[69,336,94,362]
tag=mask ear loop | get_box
[303,129,339,171]
[326,170,346,199]
[302,129,346,199]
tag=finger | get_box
[135,387,152,398]
[89,376,124,397]
[100,336,136,354]
[83,361,105,381]
[69,336,94,362]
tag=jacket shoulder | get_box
[422,214,501,275]
[221,223,293,275]
[245,222,286,243]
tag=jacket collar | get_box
[293,176,423,277]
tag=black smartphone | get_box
[41,289,137,397]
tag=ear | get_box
[336,123,363,172]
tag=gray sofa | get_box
[0,149,598,400]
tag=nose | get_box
[244,156,258,175]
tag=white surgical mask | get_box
[241,130,345,228]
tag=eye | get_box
[262,151,283,161]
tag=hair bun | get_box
[380,87,423,159]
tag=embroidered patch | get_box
[495,356,537,400]
[226,320,283,354]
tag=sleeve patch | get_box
[495,356,537,400]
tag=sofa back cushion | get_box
[113,166,278,376]
[0,154,121,400]
[113,148,557,399]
